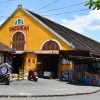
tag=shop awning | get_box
[12,50,36,54]
[0,42,15,53]
[59,50,100,63]
[60,50,91,58]
[60,50,96,62]
[35,50,59,54]
[12,51,25,54]
[96,58,100,61]
[90,53,100,58]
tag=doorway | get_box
[12,54,24,74]
[37,54,59,78]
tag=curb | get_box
[0,89,100,98]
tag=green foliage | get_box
[85,0,100,10]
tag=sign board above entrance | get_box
[35,50,59,54]
[9,25,29,32]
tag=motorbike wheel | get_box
[5,80,10,85]
[34,78,38,82]
[28,77,31,81]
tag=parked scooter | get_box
[28,70,38,82]
[0,63,12,85]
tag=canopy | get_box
[60,50,91,58]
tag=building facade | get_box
[0,6,73,77]
[0,5,100,78]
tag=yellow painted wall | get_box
[0,7,73,72]
[0,8,73,51]
[24,53,37,71]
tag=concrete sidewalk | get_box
[0,78,100,97]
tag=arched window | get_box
[14,18,24,26]
[12,32,25,51]
[42,40,60,50]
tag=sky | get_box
[0,0,100,42]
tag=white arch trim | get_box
[11,30,26,50]
[40,39,61,50]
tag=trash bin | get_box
[0,63,12,85]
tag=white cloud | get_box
[61,10,100,33]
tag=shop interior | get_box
[36,54,59,78]
[12,54,24,74]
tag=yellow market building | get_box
[0,5,100,78]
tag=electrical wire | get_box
[0,0,15,4]
[35,0,60,11]
[0,15,24,21]
[42,8,89,16]
[0,9,89,19]
[38,2,85,14]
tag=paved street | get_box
[0,92,100,100]
[0,78,99,96]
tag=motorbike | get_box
[28,70,38,82]
[0,63,12,85]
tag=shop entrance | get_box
[37,54,59,78]
[12,54,24,74]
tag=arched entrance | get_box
[37,40,60,78]
[12,32,25,51]
[12,32,25,74]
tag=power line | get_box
[38,2,85,14]
[0,15,24,20]
[42,8,89,16]
[35,0,60,11]
[0,0,15,4]
[0,9,89,19]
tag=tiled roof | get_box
[0,41,14,52]
[27,10,100,54]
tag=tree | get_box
[85,0,100,10]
